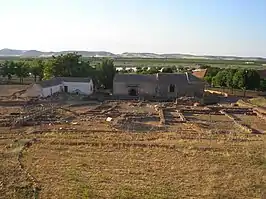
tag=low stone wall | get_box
[176,110,186,122]
[159,109,165,125]
[219,110,253,133]
[253,109,266,121]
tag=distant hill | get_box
[0,48,265,61]
[0,48,25,56]
[0,48,116,58]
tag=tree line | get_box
[1,53,265,92]
[0,53,116,89]
[120,65,189,74]
[202,66,266,92]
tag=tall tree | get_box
[260,79,266,91]
[225,69,237,92]
[30,59,45,82]
[245,69,260,90]
[1,61,15,80]
[212,70,227,87]
[233,69,247,96]
[43,59,55,80]
[14,61,30,83]
[97,59,116,89]
[51,53,82,77]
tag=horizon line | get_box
[0,48,265,59]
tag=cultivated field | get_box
[0,100,266,199]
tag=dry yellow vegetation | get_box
[0,102,266,199]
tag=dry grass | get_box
[249,97,266,107]
[19,131,266,199]
[0,103,266,199]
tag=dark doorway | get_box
[169,84,175,93]
[64,86,68,92]
[128,88,138,96]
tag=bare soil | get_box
[0,101,265,199]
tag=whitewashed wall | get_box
[28,79,94,98]
[41,84,63,97]
[62,80,93,95]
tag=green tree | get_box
[1,61,15,80]
[233,69,247,96]
[43,60,55,80]
[142,67,149,74]
[14,61,30,83]
[177,66,184,72]
[43,53,95,79]
[50,53,82,77]
[72,60,95,77]
[162,67,173,73]
[212,70,227,87]
[225,69,237,92]
[96,59,116,89]
[136,66,143,74]
[171,66,177,73]
[148,67,159,74]
[260,79,266,91]
[204,67,221,86]
[204,76,212,85]
[245,69,260,90]
[30,59,45,82]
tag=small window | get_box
[169,84,175,93]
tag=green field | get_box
[89,58,266,69]
[1,56,266,69]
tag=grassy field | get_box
[111,58,266,69]
[88,58,266,69]
[1,57,266,69]
[0,102,266,199]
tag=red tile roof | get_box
[192,69,208,79]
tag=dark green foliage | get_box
[212,70,227,87]
[260,79,266,91]
[233,69,246,89]
[177,66,185,72]
[29,60,45,82]
[14,61,30,83]
[199,64,211,69]
[206,67,220,77]
[226,69,237,90]
[0,61,16,80]
[43,53,97,80]
[136,66,143,74]
[162,67,173,73]
[205,67,262,93]
[96,59,116,89]
[204,76,212,85]
[245,69,260,90]
[148,67,160,74]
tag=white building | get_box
[25,77,94,98]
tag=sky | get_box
[0,0,266,57]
